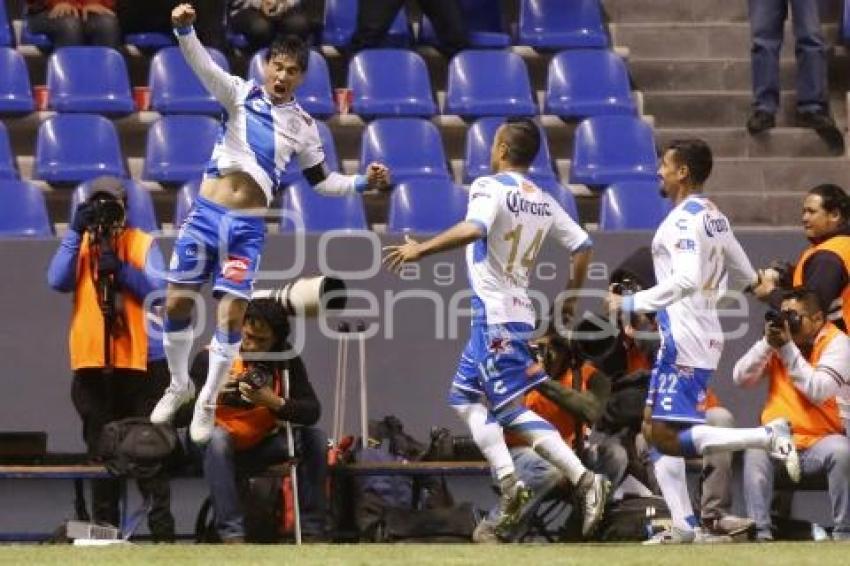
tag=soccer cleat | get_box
[643,526,696,545]
[150,382,195,424]
[189,399,216,444]
[765,418,801,483]
[493,475,532,536]
[579,473,611,538]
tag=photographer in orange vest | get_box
[47,175,174,540]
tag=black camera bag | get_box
[97,417,178,479]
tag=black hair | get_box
[266,35,309,73]
[781,287,823,316]
[245,298,291,351]
[808,184,850,223]
[501,117,541,168]
[665,139,713,186]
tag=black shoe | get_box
[796,110,845,155]
[746,110,775,134]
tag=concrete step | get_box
[601,0,842,24]
[642,91,847,127]
[655,127,842,158]
[610,22,840,59]
[705,157,850,192]
[707,192,803,226]
[628,56,850,92]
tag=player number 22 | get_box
[504,225,544,273]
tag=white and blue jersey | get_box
[623,195,757,422]
[449,172,591,410]
[175,27,325,205]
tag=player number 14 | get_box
[504,224,544,273]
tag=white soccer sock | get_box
[683,425,770,455]
[507,408,586,485]
[163,327,194,391]
[197,334,241,406]
[653,454,697,531]
[453,403,514,481]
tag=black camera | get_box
[219,364,275,408]
[611,276,640,296]
[764,309,802,334]
[88,197,125,234]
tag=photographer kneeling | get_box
[190,298,327,543]
[733,288,850,541]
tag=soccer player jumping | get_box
[607,139,800,544]
[384,118,610,538]
[151,4,390,444]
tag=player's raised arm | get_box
[172,3,241,106]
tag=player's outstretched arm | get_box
[382,221,484,273]
[172,3,240,105]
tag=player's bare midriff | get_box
[199,171,268,210]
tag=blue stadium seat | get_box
[419,0,510,48]
[323,0,410,47]
[0,48,34,114]
[388,178,467,233]
[518,0,608,49]
[348,49,436,118]
[0,180,52,237]
[173,179,201,229]
[34,114,125,183]
[0,122,16,178]
[570,116,658,187]
[545,50,636,118]
[360,118,450,181]
[249,49,335,118]
[463,117,557,184]
[533,177,579,221]
[281,179,367,232]
[446,51,536,118]
[142,115,218,184]
[0,2,13,47]
[72,179,158,232]
[125,33,174,50]
[150,46,230,115]
[599,181,671,231]
[47,47,134,114]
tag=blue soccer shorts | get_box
[448,322,548,411]
[645,359,711,424]
[167,196,265,300]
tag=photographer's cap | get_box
[87,175,126,202]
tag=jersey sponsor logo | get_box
[505,191,551,218]
[512,296,534,311]
[470,191,491,200]
[703,215,729,237]
[222,255,251,283]
[675,218,689,231]
[286,116,301,135]
[520,180,537,194]
[675,238,696,252]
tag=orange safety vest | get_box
[69,228,152,371]
[761,323,843,450]
[506,362,596,448]
[793,235,850,331]
[215,356,281,451]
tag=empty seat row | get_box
[1,113,658,190]
[0,175,668,238]
[0,46,635,120]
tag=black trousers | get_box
[71,360,174,541]
[351,0,468,56]
[116,0,227,51]
[230,6,312,53]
